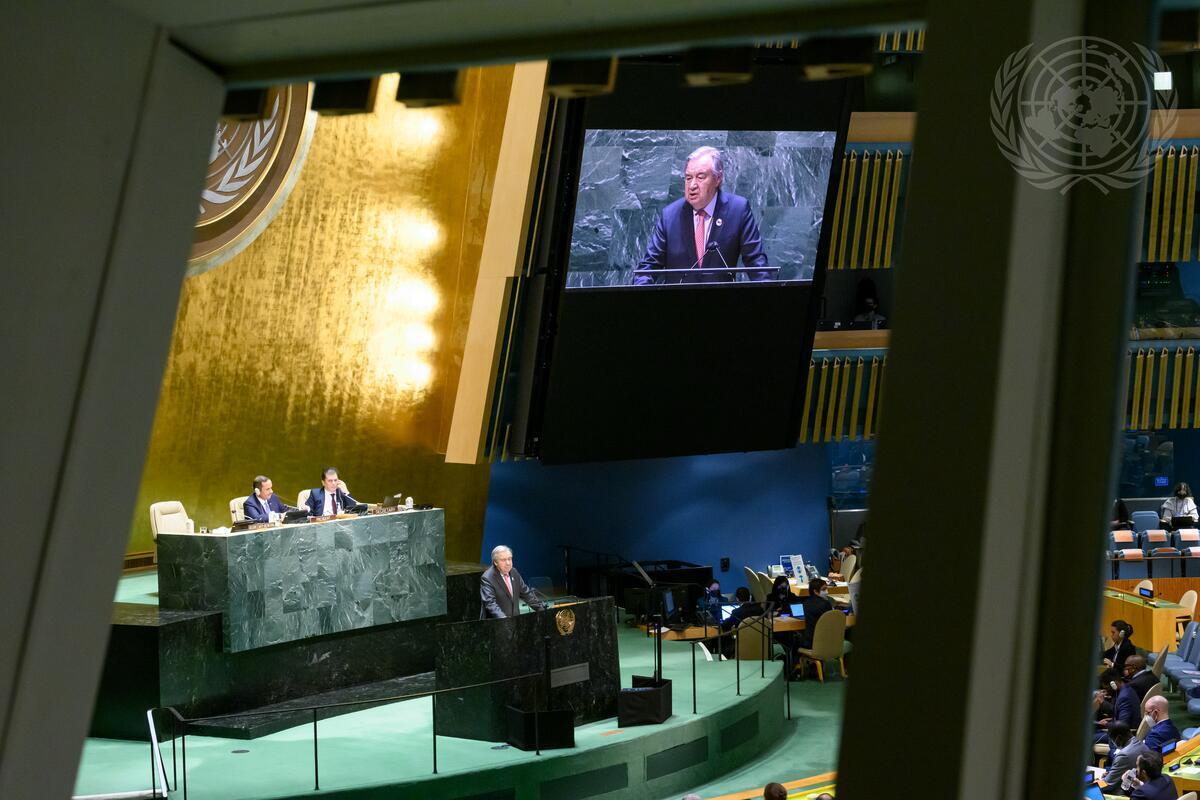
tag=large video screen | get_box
[566,129,837,289]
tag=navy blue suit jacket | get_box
[305,487,358,516]
[1131,775,1179,800]
[243,493,291,522]
[1143,718,1182,752]
[1112,684,1140,729]
[634,190,769,285]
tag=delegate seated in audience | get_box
[1102,620,1136,673]
[1112,499,1132,531]
[762,783,787,800]
[1102,720,1149,787]
[1127,751,1178,800]
[1124,655,1159,701]
[1161,482,1198,528]
[767,575,793,613]
[1142,695,1182,753]
[305,467,359,516]
[718,586,764,659]
[243,475,297,522]
[797,578,834,649]
[1093,672,1139,745]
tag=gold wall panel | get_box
[129,67,515,559]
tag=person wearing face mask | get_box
[1102,620,1136,674]
[1102,720,1149,787]
[1124,751,1178,800]
[1141,695,1182,753]
[1093,672,1139,746]
[797,577,834,649]
[1161,482,1198,529]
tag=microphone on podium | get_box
[688,239,722,270]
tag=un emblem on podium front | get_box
[555,609,576,636]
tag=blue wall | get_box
[481,446,832,592]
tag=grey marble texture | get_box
[158,510,447,652]
[568,129,837,287]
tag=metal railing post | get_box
[181,733,188,800]
[432,695,438,774]
[786,648,793,720]
[736,632,741,696]
[312,708,320,790]
[691,641,697,714]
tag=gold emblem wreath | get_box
[555,608,576,636]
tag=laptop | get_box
[1173,516,1198,530]
[789,603,805,618]
[1082,782,1104,800]
[719,604,738,623]
[381,493,402,510]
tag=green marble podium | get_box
[157,509,446,652]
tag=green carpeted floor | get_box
[654,679,844,800]
[113,570,159,605]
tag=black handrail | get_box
[149,670,544,799]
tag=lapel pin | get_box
[715,218,723,227]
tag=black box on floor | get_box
[618,677,672,726]
[505,705,575,750]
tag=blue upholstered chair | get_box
[1132,510,1161,533]
[1177,529,1200,577]
[1141,529,1181,578]
[1110,530,1148,579]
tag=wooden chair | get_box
[1179,590,1198,637]
[733,616,777,661]
[796,611,848,682]
[839,553,857,581]
[755,571,773,601]
[1141,682,1163,715]
[744,566,766,602]
[1178,792,1196,800]
[1152,644,1169,679]
[1134,579,1154,595]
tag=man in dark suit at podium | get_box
[633,146,770,285]
[480,545,546,619]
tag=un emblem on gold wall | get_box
[188,83,315,275]
[555,609,576,636]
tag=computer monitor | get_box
[1082,783,1104,800]
[719,604,737,623]
[662,590,675,618]
[789,603,804,618]
[1162,739,1177,755]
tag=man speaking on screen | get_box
[633,146,770,285]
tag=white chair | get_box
[229,497,247,523]
[297,489,311,511]
[744,566,766,602]
[149,501,192,540]
[1178,792,1196,800]
[1135,579,1154,595]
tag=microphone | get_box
[687,239,721,270]
[707,239,732,270]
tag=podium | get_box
[433,597,620,743]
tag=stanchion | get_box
[431,693,438,774]
[736,632,741,696]
[691,641,697,714]
[786,649,792,720]
[181,732,188,800]
[312,708,320,790]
